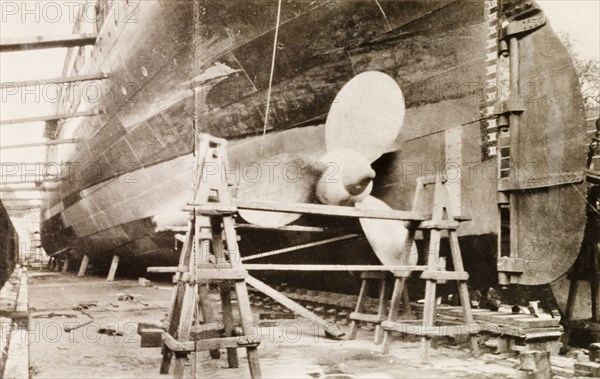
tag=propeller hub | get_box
[316,149,375,205]
[344,169,376,195]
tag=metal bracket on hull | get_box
[494,100,525,121]
[494,99,525,133]
[498,171,586,191]
[498,1,547,56]
[498,13,546,56]
[495,4,546,286]
[497,256,526,274]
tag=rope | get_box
[241,234,360,262]
[259,0,283,157]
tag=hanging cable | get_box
[259,0,283,157]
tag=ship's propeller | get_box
[237,71,416,266]
[315,71,404,205]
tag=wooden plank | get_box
[246,275,345,338]
[195,200,432,221]
[194,336,261,351]
[420,271,469,281]
[0,187,51,192]
[381,321,480,337]
[0,197,44,202]
[511,328,562,339]
[254,287,369,310]
[147,266,188,273]
[236,224,330,233]
[442,308,560,328]
[0,33,97,52]
[190,201,471,222]
[0,110,100,126]
[162,332,194,352]
[0,178,63,185]
[474,313,550,324]
[3,206,40,211]
[0,73,107,89]
[419,220,460,230]
[190,322,225,336]
[244,264,427,272]
[349,312,385,323]
[195,269,247,282]
[237,200,471,221]
[0,139,78,150]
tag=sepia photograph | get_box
[1,1,599,378]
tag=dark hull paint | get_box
[0,201,19,287]
[42,1,587,291]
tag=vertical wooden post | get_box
[349,278,369,340]
[173,283,196,378]
[77,255,89,277]
[382,276,408,354]
[61,257,70,273]
[198,285,221,359]
[420,230,439,364]
[161,218,194,375]
[374,279,387,345]
[220,285,239,368]
[107,255,119,282]
[235,279,262,379]
[402,287,412,315]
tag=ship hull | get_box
[0,201,19,287]
[42,1,587,292]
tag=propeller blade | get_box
[325,71,405,162]
[356,196,418,267]
[236,154,321,227]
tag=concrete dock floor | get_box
[26,272,522,378]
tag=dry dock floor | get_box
[26,272,522,378]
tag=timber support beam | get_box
[0,33,97,52]
[78,255,89,277]
[107,255,120,282]
[0,110,101,126]
[0,73,108,90]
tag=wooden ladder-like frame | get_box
[159,135,261,379]
[380,177,480,363]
